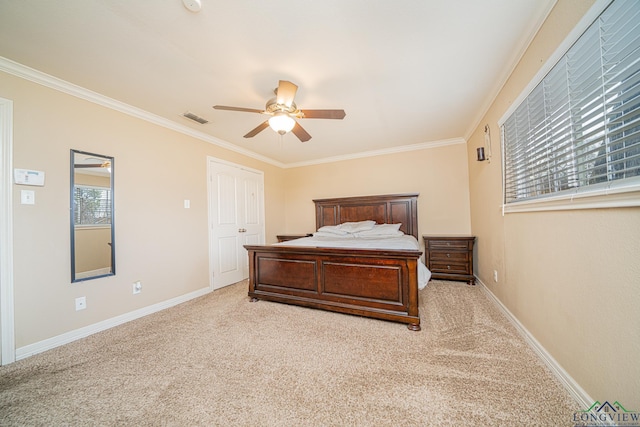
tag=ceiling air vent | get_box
[182,111,209,124]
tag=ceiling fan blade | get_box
[291,122,312,142]
[276,80,298,108]
[213,105,264,114]
[299,109,346,119]
[243,120,270,138]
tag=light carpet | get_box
[0,280,579,426]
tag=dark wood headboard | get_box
[313,193,419,240]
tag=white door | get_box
[208,158,264,289]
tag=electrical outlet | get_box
[75,296,86,311]
[132,281,142,294]
[493,270,498,283]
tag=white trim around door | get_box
[207,157,265,290]
[0,97,15,365]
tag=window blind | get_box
[502,0,640,204]
[74,185,112,226]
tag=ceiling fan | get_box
[74,158,111,169]
[74,162,110,169]
[213,80,346,142]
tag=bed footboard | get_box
[245,245,422,331]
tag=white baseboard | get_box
[16,286,212,361]
[476,277,592,409]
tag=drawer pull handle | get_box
[447,265,451,270]
[447,253,450,258]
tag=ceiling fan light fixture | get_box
[268,113,296,135]
[214,80,345,142]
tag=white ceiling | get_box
[0,0,556,166]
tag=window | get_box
[501,0,640,209]
[73,185,112,226]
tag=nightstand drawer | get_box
[430,262,469,275]
[428,240,471,250]
[429,251,469,262]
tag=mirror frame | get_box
[70,149,115,282]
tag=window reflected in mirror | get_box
[71,150,115,282]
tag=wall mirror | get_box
[70,149,115,282]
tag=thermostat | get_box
[14,169,45,186]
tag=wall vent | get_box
[182,112,209,124]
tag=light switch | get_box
[21,190,35,205]
[184,199,190,209]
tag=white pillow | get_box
[313,230,355,238]
[337,220,376,233]
[354,223,404,237]
[315,225,349,236]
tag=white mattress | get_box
[275,235,431,289]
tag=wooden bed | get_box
[244,193,423,331]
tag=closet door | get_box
[208,159,264,289]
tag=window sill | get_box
[503,182,640,213]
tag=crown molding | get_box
[0,56,285,168]
[1,56,467,169]
[464,0,558,141]
[284,137,466,168]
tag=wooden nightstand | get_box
[276,234,313,243]
[423,235,476,285]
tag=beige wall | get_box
[2,66,471,351]
[2,70,286,348]
[74,227,111,272]
[4,0,638,406]
[467,0,639,404]
[283,143,472,243]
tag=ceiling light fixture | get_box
[182,0,201,13]
[268,112,296,135]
